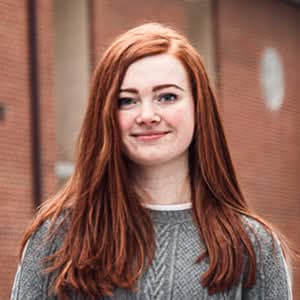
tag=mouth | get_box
[131,131,170,141]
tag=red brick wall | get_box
[0,2,33,298]
[0,1,56,299]
[90,0,188,65]
[216,0,300,297]
[36,1,57,200]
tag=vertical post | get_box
[27,0,42,208]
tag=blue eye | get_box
[158,93,177,103]
[118,97,136,108]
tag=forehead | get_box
[121,54,189,89]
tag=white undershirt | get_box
[143,202,192,211]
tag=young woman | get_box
[11,23,291,299]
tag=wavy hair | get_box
[20,23,277,299]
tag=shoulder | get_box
[10,212,69,299]
[22,210,69,264]
[240,215,292,299]
[240,215,286,270]
[241,215,275,249]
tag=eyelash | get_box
[118,97,132,106]
[118,93,178,109]
[157,93,178,103]
[118,97,136,108]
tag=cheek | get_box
[169,106,195,132]
[118,112,133,134]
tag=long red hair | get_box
[20,23,275,299]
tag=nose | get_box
[136,101,160,124]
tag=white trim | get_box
[143,202,192,211]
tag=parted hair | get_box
[20,23,277,299]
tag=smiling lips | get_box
[131,131,170,141]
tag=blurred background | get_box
[0,0,300,299]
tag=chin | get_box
[130,156,168,167]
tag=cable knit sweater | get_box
[11,207,291,299]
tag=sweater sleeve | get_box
[10,220,58,300]
[259,234,292,299]
[242,218,292,300]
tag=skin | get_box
[117,53,195,205]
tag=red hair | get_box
[20,23,276,299]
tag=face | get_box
[117,53,195,167]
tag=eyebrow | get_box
[119,84,184,94]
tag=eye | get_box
[118,97,137,109]
[157,93,178,103]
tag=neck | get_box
[132,155,191,206]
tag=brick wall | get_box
[0,1,33,298]
[35,1,57,201]
[216,0,300,297]
[0,1,56,299]
[90,0,188,65]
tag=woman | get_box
[11,23,291,299]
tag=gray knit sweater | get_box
[11,208,291,299]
